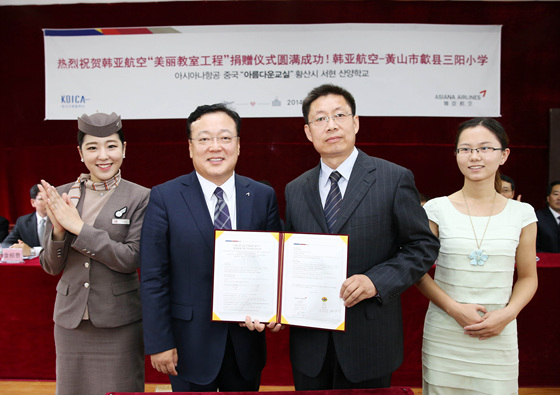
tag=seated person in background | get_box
[500,174,522,201]
[1,184,47,255]
[0,215,8,242]
[536,180,560,253]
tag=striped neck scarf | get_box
[67,170,121,207]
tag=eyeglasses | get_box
[455,147,504,155]
[189,136,238,146]
[308,113,353,127]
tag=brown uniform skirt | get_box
[54,320,144,395]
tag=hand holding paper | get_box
[240,316,282,333]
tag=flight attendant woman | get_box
[39,112,150,395]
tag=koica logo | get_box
[61,95,87,104]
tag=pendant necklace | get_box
[462,190,496,266]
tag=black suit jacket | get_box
[0,216,8,242]
[536,208,560,253]
[285,150,440,382]
[1,212,40,248]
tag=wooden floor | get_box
[0,381,558,394]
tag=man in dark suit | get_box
[500,174,520,201]
[285,84,440,390]
[2,184,47,252]
[140,104,282,392]
[0,215,8,241]
[536,180,560,253]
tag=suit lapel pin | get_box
[114,207,127,218]
[246,192,250,197]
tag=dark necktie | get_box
[214,187,232,230]
[324,171,342,233]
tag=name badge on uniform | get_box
[112,218,130,225]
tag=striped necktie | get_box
[324,171,342,233]
[214,187,232,230]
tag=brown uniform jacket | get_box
[40,179,150,329]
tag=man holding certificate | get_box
[140,104,282,392]
[285,84,440,390]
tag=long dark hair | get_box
[455,118,509,192]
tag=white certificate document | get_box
[212,230,280,323]
[212,230,348,331]
[280,233,347,330]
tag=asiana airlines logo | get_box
[61,94,89,109]
[434,90,487,108]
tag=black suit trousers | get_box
[292,333,391,390]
